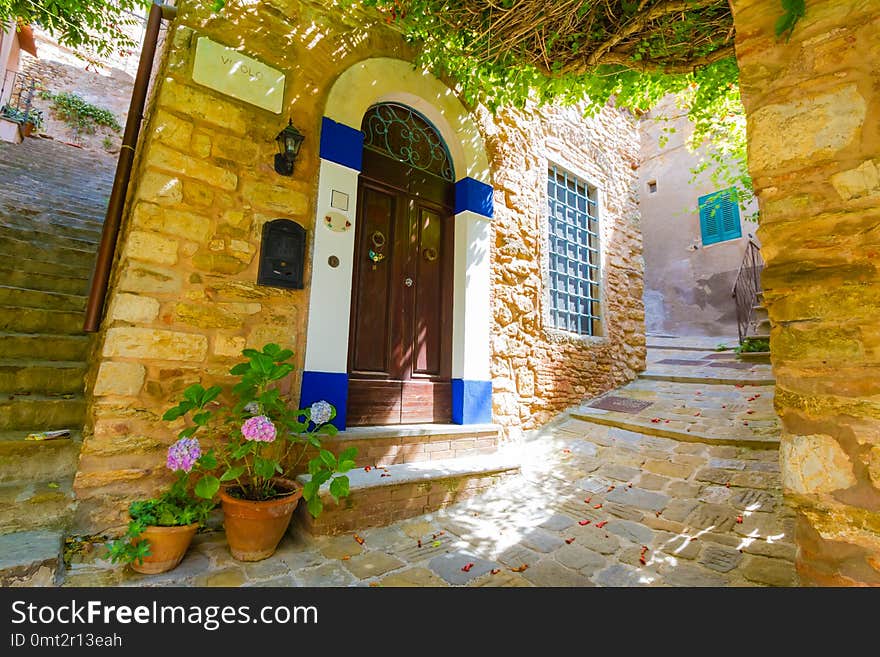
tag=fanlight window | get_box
[361,103,454,182]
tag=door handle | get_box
[404,277,413,287]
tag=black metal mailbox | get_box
[257,219,306,289]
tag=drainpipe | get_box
[83,1,178,332]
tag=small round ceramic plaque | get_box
[323,211,351,233]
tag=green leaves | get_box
[220,465,246,482]
[776,0,805,41]
[194,475,220,500]
[329,476,350,502]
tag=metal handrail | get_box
[732,238,764,344]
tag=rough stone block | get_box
[150,144,237,190]
[108,293,160,323]
[125,230,179,265]
[92,361,146,397]
[102,327,208,362]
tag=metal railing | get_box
[0,70,37,123]
[732,238,764,344]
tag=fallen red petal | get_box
[490,568,501,575]
[593,504,603,509]
[607,485,615,492]
[639,557,647,565]
[417,539,422,548]
[565,537,576,544]
[595,521,608,529]
[736,515,744,524]
[354,534,365,545]
[461,562,474,572]
[584,497,592,504]
[511,564,529,573]
[579,520,591,526]
[364,466,372,472]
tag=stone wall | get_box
[640,95,758,338]
[76,0,645,532]
[18,27,143,152]
[732,0,880,585]
[482,103,644,436]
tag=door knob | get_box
[404,277,413,287]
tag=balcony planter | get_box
[219,477,303,561]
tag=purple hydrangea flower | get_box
[166,437,201,473]
[241,415,276,443]
[310,400,333,426]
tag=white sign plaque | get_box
[192,37,285,114]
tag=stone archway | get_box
[299,57,494,430]
[731,1,880,585]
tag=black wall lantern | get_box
[274,119,305,176]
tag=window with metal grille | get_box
[698,187,742,245]
[547,165,601,336]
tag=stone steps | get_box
[0,234,98,270]
[0,332,90,361]
[0,256,92,282]
[639,371,775,386]
[0,529,65,586]
[0,431,81,484]
[0,394,87,431]
[0,478,76,535]
[0,213,104,241]
[301,423,501,471]
[0,266,91,295]
[0,305,86,334]
[0,285,86,312]
[0,223,99,253]
[295,452,521,535]
[0,360,89,395]
[570,405,780,449]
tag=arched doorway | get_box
[347,103,456,425]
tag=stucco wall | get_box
[76,0,645,532]
[639,96,758,338]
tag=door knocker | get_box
[423,247,438,262]
[368,230,386,270]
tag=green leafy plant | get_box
[163,344,355,518]
[735,337,770,354]
[102,136,114,150]
[46,91,121,135]
[715,343,730,352]
[0,104,41,129]
[107,473,214,566]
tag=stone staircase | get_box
[295,424,520,535]
[0,137,114,585]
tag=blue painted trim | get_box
[451,379,493,425]
[300,370,348,430]
[319,117,364,171]
[454,177,494,218]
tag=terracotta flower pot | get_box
[220,478,303,562]
[130,523,199,574]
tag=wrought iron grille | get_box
[547,165,601,336]
[361,103,454,181]
[732,238,764,343]
[0,70,37,123]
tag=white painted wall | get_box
[303,159,360,373]
[451,209,491,381]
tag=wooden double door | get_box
[347,149,455,425]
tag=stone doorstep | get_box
[0,430,82,485]
[569,408,780,450]
[638,372,775,387]
[0,478,76,534]
[310,423,501,469]
[0,529,64,586]
[296,452,521,535]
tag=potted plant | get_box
[163,344,356,561]
[107,441,215,574]
[21,109,43,137]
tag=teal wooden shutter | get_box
[720,188,742,241]
[699,188,741,245]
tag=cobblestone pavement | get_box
[64,343,795,587]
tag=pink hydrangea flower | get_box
[242,415,276,443]
[167,437,201,472]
